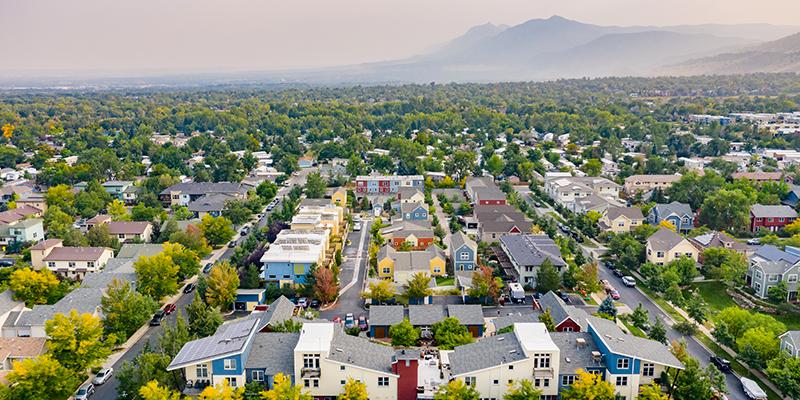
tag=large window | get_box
[223,359,237,370]
[561,375,576,386]
[534,353,551,369]
[252,370,264,381]
[616,376,628,386]
[196,364,208,378]
[303,354,320,369]
[642,363,654,377]
[464,377,476,386]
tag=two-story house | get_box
[400,203,429,221]
[30,239,114,280]
[465,177,507,206]
[355,175,424,195]
[381,220,435,250]
[598,207,644,234]
[0,218,43,251]
[645,227,698,265]
[376,244,445,284]
[750,204,798,233]
[779,331,800,358]
[623,174,681,194]
[647,202,694,233]
[499,234,567,287]
[746,245,800,300]
[538,291,590,332]
[260,230,329,285]
[160,182,248,207]
[450,231,478,272]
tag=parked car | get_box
[309,299,321,309]
[747,238,761,245]
[612,269,625,278]
[621,276,636,287]
[741,377,768,400]
[353,222,362,231]
[557,291,571,303]
[92,368,113,385]
[0,259,13,267]
[710,356,731,373]
[149,310,166,326]
[600,279,613,292]
[203,263,214,273]
[344,313,355,329]
[297,297,308,308]
[75,383,95,400]
[183,282,196,293]
[163,303,177,314]
[240,226,250,236]
[609,290,621,300]
[358,315,368,331]
[227,241,237,248]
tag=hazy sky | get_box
[1,0,799,77]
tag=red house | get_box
[383,220,435,250]
[538,291,589,332]
[750,204,798,233]
[393,349,420,400]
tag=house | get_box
[369,306,405,339]
[746,245,800,300]
[750,204,798,233]
[355,175,424,195]
[499,234,567,287]
[381,220,435,250]
[569,194,615,215]
[331,187,347,207]
[450,231,478,272]
[5,287,105,337]
[297,156,315,168]
[0,337,47,383]
[400,202,429,221]
[779,331,800,358]
[688,231,749,260]
[234,289,267,311]
[0,206,42,224]
[160,182,248,207]
[474,206,532,243]
[598,207,644,233]
[0,184,33,204]
[188,193,239,218]
[0,217,43,250]
[14,192,46,212]
[101,180,135,201]
[623,174,681,194]
[645,227,698,265]
[784,185,800,207]
[0,291,25,331]
[647,202,694,233]
[446,304,484,337]
[294,204,345,237]
[465,177,507,206]
[260,230,328,285]
[408,305,446,333]
[106,221,153,243]
[376,245,445,284]
[396,187,425,204]
[544,175,621,211]
[30,239,114,280]
[537,291,590,332]
[732,171,788,183]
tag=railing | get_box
[300,367,321,378]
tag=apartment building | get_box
[746,245,800,300]
[355,175,424,195]
[159,182,249,207]
[260,230,329,285]
[623,174,681,194]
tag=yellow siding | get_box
[378,257,394,279]
[430,257,445,276]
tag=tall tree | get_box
[186,292,223,337]
[159,315,192,359]
[222,200,252,226]
[313,267,338,304]
[363,280,395,303]
[45,310,111,373]
[102,278,159,341]
[304,172,327,199]
[485,154,506,179]
[538,309,557,332]
[206,261,240,311]
[9,267,61,305]
[767,354,800,400]
[598,296,618,318]
[698,189,752,232]
[135,252,180,300]
[0,355,80,400]
[535,259,561,293]
[199,214,236,246]
[108,199,130,221]
[86,223,121,250]
[139,381,184,400]
[405,272,433,301]
[117,349,180,400]
[431,317,474,350]
[162,242,201,278]
[561,369,615,400]
[169,224,213,258]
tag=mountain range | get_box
[324,16,800,83]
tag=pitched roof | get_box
[29,239,62,251]
[378,245,444,272]
[752,245,800,274]
[605,206,644,221]
[168,318,258,370]
[116,243,165,259]
[653,201,692,218]
[42,246,111,262]
[187,193,238,213]
[382,220,434,239]
[408,305,445,326]
[779,331,800,345]
[0,337,47,359]
[550,331,603,374]
[688,231,748,253]
[586,316,684,369]
[446,304,484,326]
[449,332,527,376]
[490,313,539,332]
[0,290,22,316]
[105,221,151,235]
[328,328,396,373]
[538,291,589,330]
[751,204,798,218]
[0,206,40,224]
[160,182,247,196]
[254,296,296,330]
[499,234,567,267]
[400,202,428,214]
[647,227,687,251]
[244,332,300,374]
[369,305,405,326]
[16,288,104,327]
[450,231,477,252]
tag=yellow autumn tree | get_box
[139,380,183,400]
[659,220,677,232]
[561,369,616,400]
[198,380,243,400]
[339,378,368,400]
[2,123,14,139]
[261,373,313,400]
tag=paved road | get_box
[597,262,748,400]
[319,220,371,321]
[94,170,313,399]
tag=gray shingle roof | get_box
[369,305,405,326]
[0,290,22,316]
[586,316,684,369]
[16,288,104,327]
[160,182,247,196]
[244,332,300,374]
[408,305,445,326]
[538,291,590,331]
[447,304,484,326]
[751,204,798,218]
[116,244,165,259]
[187,193,238,213]
[654,201,692,218]
[550,331,604,374]
[252,296,296,331]
[168,318,258,370]
[606,206,644,221]
[449,332,527,376]
[780,331,800,346]
[450,231,476,253]
[378,245,444,273]
[328,328,396,373]
[500,234,567,267]
[647,227,686,252]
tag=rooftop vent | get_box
[576,338,586,347]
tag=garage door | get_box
[374,326,387,338]
[468,325,480,337]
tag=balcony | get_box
[533,367,554,379]
[300,367,320,378]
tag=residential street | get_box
[319,219,371,321]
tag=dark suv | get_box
[710,356,731,373]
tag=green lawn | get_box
[435,276,455,286]
[690,281,736,312]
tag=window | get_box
[226,377,238,387]
[616,376,628,386]
[223,359,237,370]
[770,274,780,282]
[434,267,441,273]
[563,326,574,332]
[378,377,389,386]
[561,375,576,386]
[464,377,476,386]
[790,275,798,283]
[534,378,550,387]
[341,380,346,385]
[616,358,629,370]
[674,252,681,258]
[642,363,654,377]
[493,379,499,385]
[534,353,551,368]
[382,267,391,274]
[47,262,55,268]
[303,354,320,369]
[340,365,346,371]
[251,370,264,381]
[118,234,125,239]
[196,364,208,378]
[656,251,664,258]
[508,365,514,370]
[755,271,763,280]
[618,222,625,227]
[304,380,310,388]
[87,262,95,269]
[460,252,470,260]
[313,380,319,388]
[68,262,76,268]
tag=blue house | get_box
[784,185,800,207]
[450,231,478,272]
[235,289,267,311]
[259,231,327,285]
[647,201,694,233]
[401,202,429,221]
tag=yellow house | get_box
[377,244,446,284]
[598,206,645,234]
[646,227,698,265]
[331,187,348,207]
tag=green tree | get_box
[87,223,121,250]
[363,280,395,303]
[389,318,419,347]
[485,154,506,179]
[199,214,236,246]
[685,294,707,324]
[638,383,668,400]
[405,272,433,300]
[432,317,474,350]
[186,292,223,337]
[768,281,789,303]
[767,354,800,399]
[305,172,327,198]
[503,379,542,400]
[169,224,213,258]
[223,200,252,226]
[339,378,368,400]
[43,205,75,238]
[75,181,112,218]
[671,356,723,400]
[45,184,76,215]
[135,252,180,300]
[698,189,752,232]
[108,199,130,221]
[737,327,780,368]
[102,278,159,341]
[0,355,80,400]
[163,242,201,278]
[630,303,649,330]
[538,309,556,332]
[206,261,240,311]
[261,373,313,400]
[576,262,602,294]
[561,369,615,400]
[8,267,61,305]
[159,315,193,358]
[271,319,304,333]
[434,379,479,400]
[241,264,261,289]
[580,158,602,176]
[702,247,748,286]
[117,350,180,400]
[45,310,111,373]
[468,265,502,305]
[648,318,668,344]
[598,296,618,318]
[535,259,561,293]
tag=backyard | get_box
[691,281,800,330]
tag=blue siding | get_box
[453,245,476,272]
[262,262,312,284]
[236,293,261,303]
[588,325,639,375]
[211,354,244,376]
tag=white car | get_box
[92,367,113,385]
[353,222,362,231]
[621,276,636,287]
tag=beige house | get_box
[624,174,681,194]
[106,221,153,243]
[645,227,698,265]
[598,206,644,233]
[30,239,114,279]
